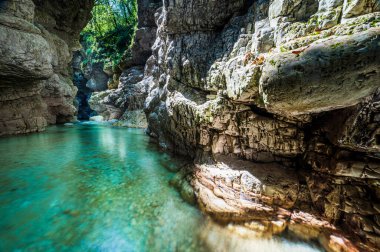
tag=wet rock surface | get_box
[0,0,94,136]
[142,0,380,250]
[1,0,380,250]
[192,155,377,251]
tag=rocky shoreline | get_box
[141,0,380,250]
[0,0,379,251]
[190,156,369,251]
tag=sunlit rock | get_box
[89,115,104,122]
[143,0,380,250]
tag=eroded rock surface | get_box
[0,0,94,136]
[89,66,146,121]
[1,0,380,249]
[88,0,162,128]
[143,0,380,250]
[192,155,377,251]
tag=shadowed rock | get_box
[0,0,94,136]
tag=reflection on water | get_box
[0,125,322,251]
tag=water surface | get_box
[0,124,322,251]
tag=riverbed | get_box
[0,124,323,251]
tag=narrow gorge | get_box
[0,0,379,251]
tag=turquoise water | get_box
[0,124,322,251]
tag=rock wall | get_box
[0,0,94,136]
[1,0,379,249]
[143,0,380,250]
[72,50,97,120]
[88,0,162,128]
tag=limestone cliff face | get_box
[88,0,162,128]
[0,0,94,136]
[143,0,380,250]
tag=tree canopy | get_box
[81,0,138,70]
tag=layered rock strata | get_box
[143,0,380,250]
[88,0,162,128]
[0,0,94,136]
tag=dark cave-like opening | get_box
[376,134,380,146]
[72,51,96,120]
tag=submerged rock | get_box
[170,168,196,205]
[1,0,379,250]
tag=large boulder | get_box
[85,63,109,92]
[260,27,380,116]
[89,66,146,123]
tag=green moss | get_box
[370,18,380,27]
[323,32,331,38]
[255,95,265,107]
[330,42,343,49]
[269,59,276,66]
[280,46,287,52]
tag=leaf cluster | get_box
[81,0,138,70]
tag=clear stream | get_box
[0,124,322,251]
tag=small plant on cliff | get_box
[81,0,138,69]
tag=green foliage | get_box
[279,46,287,52]
[330,42,343,49]
[81,0,138,69]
